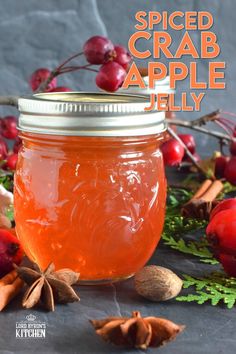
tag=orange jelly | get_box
[15,93,167,283]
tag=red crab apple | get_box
[1,116,18,140]
[206,209,236,277]
[0,229,24,277]
[83,36,114,64]
[178,134,196,155]
[161,139,185,166]
[210,198,236,220]
[224,157,236,185]
[13,137,22,154]
[230,140,236,156]
[6,154,18,170]
[0,138,8,159]
[215,156,229,178]
[96,62,126,92]
[29,68,57,92]
[113,45,132,69]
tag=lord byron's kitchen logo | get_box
[16,314,46,338]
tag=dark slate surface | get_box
[0,238,235,354]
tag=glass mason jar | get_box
[15,92,167,284]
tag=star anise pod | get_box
[14,262,80,311]
[90,311,185,350]
[181,199,217,220]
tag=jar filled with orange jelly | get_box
[15,92,167,284]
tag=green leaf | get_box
[0,170,14,192]
[5,205,14,221]
[163,187,218,264]
[176,273,236,308]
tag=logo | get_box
[16,314,47,339]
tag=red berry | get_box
[185,152,200,163]
[0,229,23,277]
[6,154,18,170]
[230,140,236,156]
[0,138,8,159]
[114,45,132,69]
[178,134,196,154]
[0,116,18,139]
[160,139,185,166]
[215,156,229,178]
[206,209,236,277]
[96,62,126,92]
[49,86,72,92]
[83,36,114,65]
[224,157,236,185]
[218,253,236,278]
[13,137,22,154]
[210,198,236,220]
[29,68,57,92]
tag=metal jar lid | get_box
[18,92,166,137]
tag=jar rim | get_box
[18,92,166,137]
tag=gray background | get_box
[0,0,234,156]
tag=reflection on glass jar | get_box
[15,93,167,283]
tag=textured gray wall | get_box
[0,0,235,154]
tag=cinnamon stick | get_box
[0,270,18,287]
[181,179,223,219]
[199,180,223,202]
[190,180,212,200]
[0,277,24,311]
[0,270,25,311]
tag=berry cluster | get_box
[161,118,236,186]
[0,36,131,172]
[207,199,236,277]
[161,134,198,166]
[84,37,131,92]
[29,68,72,93]
[215,130,236,184]
[0,116,19,170]
[29,36,131,93]
[0,229,23,277]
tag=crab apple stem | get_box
[35,69,59,93]
[0,96,19,107]
[222,111,236,118]
[166,117,233,142]
[36,63,98,94]
[191,109,221,126]
[167,126,209,178]
[59,65,98,74]
[214,120,233,136]
[56,52,84,71]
